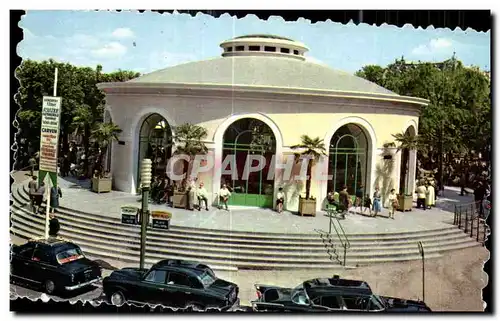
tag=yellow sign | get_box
[151,211,172,219]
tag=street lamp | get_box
[139,158,152,270]
[417,241,425,303]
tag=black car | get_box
[10,237,102,294]
[103,259,240,311]
[251,275,431,312]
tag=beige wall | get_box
[105,93,419,211]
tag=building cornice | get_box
[98,82,429,110]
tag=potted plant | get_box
[90,122,122,193]
[151,211,172,229]
[291,135,327,217]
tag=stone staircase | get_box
[10,180,481,270]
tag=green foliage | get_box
[291,135,327,200]
[170,123,208,183]
[357,56,491,174]
[15,59,140,169]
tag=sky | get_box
[17,10,491,75]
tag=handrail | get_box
[327,209,351,266]
[453,200,489,245]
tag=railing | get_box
[453,200,490,245]
[327,209,351,266]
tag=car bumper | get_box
[65,277,102,291]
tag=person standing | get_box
[186,179,196,210]
[355,184,364,213]
[28,176,38,212]
[474,179,487,217]
[388,189,398,219]
[416,180,427,211]
[460,172,467,196]
[28,156,37,177]
[426,180,436,209]
[197,182,209,211]
[218,184,231,211]
[339,185,350,214]
[363,194,372,216]
[372,186,382,217]
[61,154,70,177]
[48,213,60,238]
[49,185,62,213]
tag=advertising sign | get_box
[38,96,62,186]
[151,210,172,230]
[121,206,139,225]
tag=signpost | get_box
[39,68,61,238]
[417,241,425,303]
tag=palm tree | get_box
[90,122,122,176]
[170,123,208,186]
[291,135,327,200]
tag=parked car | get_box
[10,237,102,295]
[251,275,431,312]
[103,259,240,311]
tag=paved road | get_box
[10,281,104,304]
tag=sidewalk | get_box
[13,171,471,235]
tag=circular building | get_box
[98,34,427,212]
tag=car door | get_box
[11,243,37,283]
[138,268,168,305]
[31,245,58,284]
[165,272,193,308]
[312,295,343,311]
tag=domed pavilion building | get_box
[98,34,428,212]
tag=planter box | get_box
[397,195,413,212]
[121,206,139,225]
[92,177,112,193]
[152,218,170,229]
[299,198,316,217]
[172,191,187,208]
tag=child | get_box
[276,187,285,213]
[388,189,398,219]
[363,194,372,216]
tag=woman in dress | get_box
[372,186,382,217]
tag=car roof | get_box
[304,276,373,297]
[152,259,213,276]
[28,237,76,248]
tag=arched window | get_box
[221,118,276,208]
[328,124,368,196]
[137,114,172,189]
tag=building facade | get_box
[99,35,428,212]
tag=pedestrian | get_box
[339,185,350,214]
[28,156,37,177]
[416,180,427,210]
[426,180,436,209]
[28,175,38,211]
[197,182,209,211]
[61,154,70,177]
[276,187,285,213]
[35,182,46,214]
[474,179,487,217]
[186,179,196,210]
[218,184,231,211]
[49,185,62,213]
[372,186,382,217]
[355,183,364,212]
[460,172,467,196]
[363,194,372,216]
[388,189,398,219]
[48,213,60,238]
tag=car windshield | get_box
[291,284,310,305]
[370,295,386,310]
[199,271,216,287]
[56,247,84,264]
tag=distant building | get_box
[99,35,428,211]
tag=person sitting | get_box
[276,187,285,213]
[338,185,350,214]
[218,184,231,211]
[197,182,209,211]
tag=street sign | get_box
[39,96,62,187]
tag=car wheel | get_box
[110,291,126,307]
[44,280,56,295]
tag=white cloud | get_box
[91,42,127,59]
[111,28,135,39]
[411,38,454,56]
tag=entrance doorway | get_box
[137,113,172,190]
[328,124,369,196]
[221,118,276,208]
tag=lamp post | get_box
[417,241,425,302]
[139,159,152,270]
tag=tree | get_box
[90,122,123,176]
[356,56,491,184]
[291,135,327,200]
[170,123,208,185]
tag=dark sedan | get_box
[252,275,431,312]
[103,259,240,311]
[10,237,102,295]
